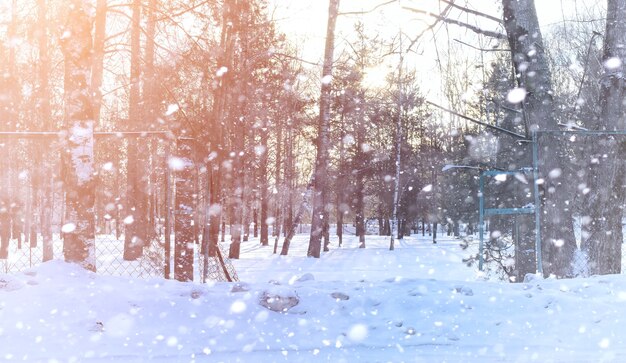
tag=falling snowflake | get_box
[506,88,526,104]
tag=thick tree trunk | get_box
[308,0,340,258]
[206,0,236,266]
[502,0,576,277]
[581,0,626,276]
[174,138,194,281]
[124,0,149,261]
[60,0,96,271]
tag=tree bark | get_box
[581,0,626,275]
[124,0,148,261]
[281,177,314,256]
[502,0,576,277]
[91,0,107,126]
[36,0,54,262]
[174,138,194,281]
[308,0,340,258]
[60,0,96,271]
[259,125,269,246]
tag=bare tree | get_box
[36,0,54,262]
[124,0,145,261]
[174,138,195,281]
[501,0,576,277]
[308,0,340,258]
[60,0,96,271]
[582,0,626,275]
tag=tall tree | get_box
[91,0,107,125]
[389,34,404,251]
[501,0,576,277]
[60,0,96,271]
[124,0,148,260]
[206,0,236,260]
[36,0,54,262]
[308,0,340,258]
[581,0,626,275]
[174,137,195,281]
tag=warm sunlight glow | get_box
[0,0,623,361]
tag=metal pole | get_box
[478,172,485,271]
[532,131,543,275]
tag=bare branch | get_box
[406,3,454,53]
[441,0,503,24]
[453,39,509,52]
[339,0,397,16]
[403,6,506,39]
[426,100,528,139]
[271,52,321,67]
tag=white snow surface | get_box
[1,234,626,362]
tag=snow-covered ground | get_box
[1,233,626,362]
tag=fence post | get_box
[532,131,543,275]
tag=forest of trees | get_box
[0,0,625,281]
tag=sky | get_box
[268,0,603,92]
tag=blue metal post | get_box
[478,172,485,271]
[532,131,543,275]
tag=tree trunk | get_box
[336,100,346,247]
[285,121,294,239]
[60,0,96,271]
[354,96,366,248]
[259,125,269,246]
[124,0,148,261]
[308,0,340,258]
[271,116,283,255]
[390,41,403,251]
[281,177,314,256]
[145,0,158,241]
[581,0,626,276]
[253,208,258,238]
[174,138,194,281]
[36,0,54,261]
[502,0,576,277]
[207,0,237,265]
[91,0,107,126]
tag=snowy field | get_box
[1,233,626,362]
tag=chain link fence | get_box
[0,134,237,282]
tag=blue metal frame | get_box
[532,131,542,275]
[475,129,626,274]
[478,169,536,272]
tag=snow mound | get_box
[259,285,299,312]
[296,273,315,282]
[0,275,24,291]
